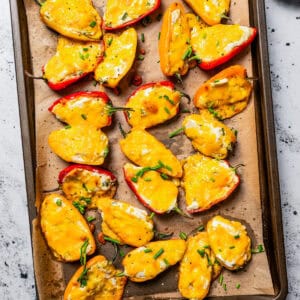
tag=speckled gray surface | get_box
[0,0,299,299]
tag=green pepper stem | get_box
[173,207,193,219]
[24,70,44,80]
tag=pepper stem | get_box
[34,0,46,6]
[24,70,44,80]
[173,207,193,219]
[232,163,245,173]
[118,123,127,138]
[179,91,191,103]
[106,105,134,116]
[174,73,183,85]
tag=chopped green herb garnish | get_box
[104,236,121,244]
[149,212,155,219]
[208,107,222,120]
[153,248,164,259]
[155,231,174,240]
[236,283,241,289]
[169,127,185,138]
[163,94,175,105]
[144,177,152,182]
[141,33,145,43]
[223,283,227,291]
[144,248,153,253]
[179,232,187,240]
[182,46,193,60]
[219,274,224,285]
[82,183,88,191]
[209,177,216,182]
[121,12,128,20]
[197,225,205,232]
[158,32,161,40]
[83,47,89,52]
[89,20,97,27]
[65,125,71,129]
[55,199,62,206]
[197,249,205,257]
[229,245,235,249]
[107,37,113,46]
[77,240,89,287]
[119,249,125,257]
[203,245,210,249]
[251,244,264,254]
[81,114,87,120]
[86,216,96,222]
[73,201,86,214]
[234,234,240,239]
[103,147,109,157]
[164,107,171,115]
[163,258,170,266]
[138,54,145,60]
[160,173,169,180]
[116,272,126,277]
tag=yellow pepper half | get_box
[184,0,231,25]
[64,255,127,300]
[194,65,253,119]
[207,215,252,270]
[40,194,96,262]
[159,2,190,77]
[122,239,186,282]
[94,28,137,88]
[40,0,102,41]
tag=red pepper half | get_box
[42,37,104,90]
[124,81,187,129]
[58,164,117,205]
[182,154,240,214]
[189,24,257,70]
[123,163,178,214]
[104,0,161,31]
[49,91,132,129]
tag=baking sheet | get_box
[12,0,287,298]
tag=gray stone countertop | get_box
[0,0,299,299]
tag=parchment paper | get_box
[23,0,274,298]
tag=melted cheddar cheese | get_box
[104,0,157,28]
[64,255,126,300]
[182,154,239,212]
[194,65,252,119]
[48,125,108,165]
[126,84,181,129]
[40,0,102,41]
[94,28,137,88]
[51,95,110,129]
[122,240,186,282]
[159,3,190,76]
[124,163,178,213]
[96,197,154,247]
[119,128,182,178]
[183,111,236,159]
[61,168,116,204]
[40,194,96,262]
[190,25,253,63]
[178,232,213,299]
[184,0,231,25]
[43,37,103,85]
[207,215,251,270]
